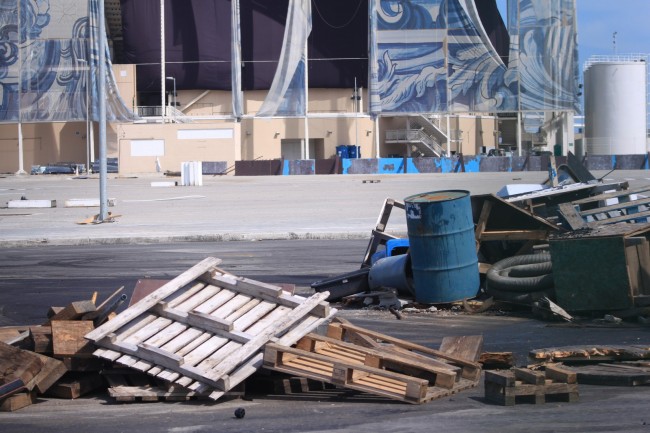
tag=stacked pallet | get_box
[264,319,483,404]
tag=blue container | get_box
[386,238,409,257]
[404,190,479,303]
[336,145,349,158]
[347,145,360,159]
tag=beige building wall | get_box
[0,122,91,173]
[0,63,502,174]
[116,122,240,174]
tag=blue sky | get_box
[495,0,650,66]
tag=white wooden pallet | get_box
[86,257,335,400]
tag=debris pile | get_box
[0,257,484,411]
[313,152,650,325]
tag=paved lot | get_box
[1,169,649,247]
[2,171,650,432]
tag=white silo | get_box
[584,55,648,155]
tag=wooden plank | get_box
[86,257,222,342]
[333,322,482,381]
[45,373,105,399]
[580,197,650,217]
[47,300,96,323]
[474,200,493,248]
[558,202,586,230]
[82,286,125,321]
[545,364,577,384]
[203,272,330,318]
[572,184,650,206]
[51,320,95,358]
[0,342,44,390]
[203,291,331,389]
[27,353,67,394]
[0,391,36,412]
[587,209,650,226]
[29,326,53,354]
[439,335,483,363]
[479,230,549,241]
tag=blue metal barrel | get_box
[404,190,479,303]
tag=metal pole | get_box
[161,0,166,121]
[304,33,309,160]
[98,0,108,221]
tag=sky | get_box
[495,0,650,67]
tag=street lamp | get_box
[166,76,176,114]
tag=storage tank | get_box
[584,55,648,155]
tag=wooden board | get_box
[51,321,95,358]
[561,362,650,386]
[0,342,44,391]
[88,257,336,401]
[530,345,650,363]
[0,391,37,412]
[46,300,96,323]
[45,373,105,399]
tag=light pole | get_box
[166,76,176,115]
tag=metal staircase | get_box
[385,115,447,157]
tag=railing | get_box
[385,129,445,157]
[135,106,193,123]
[137,106,164,117]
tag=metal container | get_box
[404,190,479,303]
[368,253,414,296]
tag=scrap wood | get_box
[0,391,37,412]
[529,345,650,364]
[86,257,336,401]
[263,326,483,404]
[0,341,44,392]
[76,212,121,225]
[83,286,128,326]
[560,361,650,386]
[484,365,578,406]
[45,372,105,399]
[326,320,482,381]
[51,320,95,358]
[462,297,494,314]
[479,352,515,370]
[46,300,96,324]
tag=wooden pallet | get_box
[558,184,650,229]
[263,322,482,404]
[102,367,243,402]
[87,258,335,401]
[484,365,578,406]
[560,362,650,386]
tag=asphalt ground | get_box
[2,169,650,247]
[2,171,650,432]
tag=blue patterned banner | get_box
[369,0,579,115]
[0,0,134,123]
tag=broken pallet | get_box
[263,322,482,404]
[484,365,578,406]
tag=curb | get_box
[0,230,409,248]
